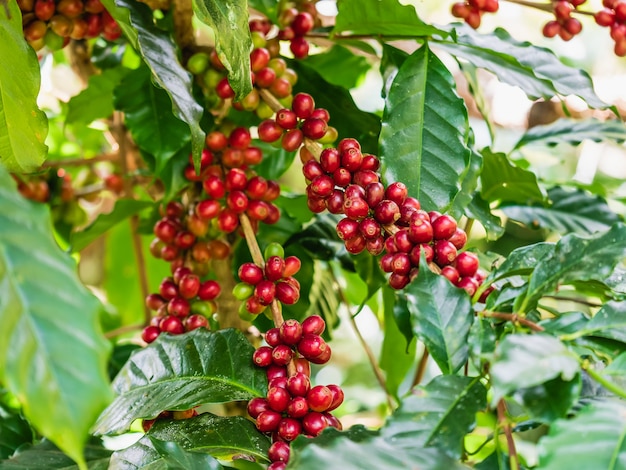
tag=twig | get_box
[480,311,545,332]
[412,348,430,387]
[463,217,474,236]
[74,183,106,198]
[582,361,626,399]
[497,399,520,470]
[41,153,118,168]
[104,323,144,339]
[543,295,602,308]
[502,0,595,16]
[112,111,151,324]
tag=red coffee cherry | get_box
[287,372,311,396]
[326,384,345,411]
[268,441,291,463]
[292,92,315,119]
[457,276,480,296]
[258,119,284,142]
[265,328,281,347]
[185,314,209,331]
[247,397,270,419]
[432,214,458,240]
[159,315,185,334]
[239,262,264,285]
[302,315,325,336]
[142,325,160,343]
[267,386,291,412]
[307,385,333,412]
[255,280,277,305]
[253,346,274,367]
[302,412,328,437]
[297,334,328,360]
[455,251,479,277]
[434,240,458,266]
[256,410,282,432]
[278,417,302,441]
[271,344,294,366]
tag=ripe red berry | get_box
[391,253,411,275]
[352,170,379,187]
[326,190,345,214]
[271,344,294,366]
[287,372,311,396]
[142,325,160,343]
[146,293,166,311]
[448,228,468,249]
[389,272,410,290]
[276,108,298,129]
[276,281,300,305]
[216,77,235,99]
[332,167,352,187]
[265,328,281,347]
[267,386,291,412]
[292,93,315,119]
[292,11,314,35]
[457,276,480,296]
[253,346,274,367]
[250,47,270,72]
[302,315,325,336]
[167,297,190,317]
[297,334,327,360]
[290,37,310,59]
[309,175,334,198]
[301,117,328,140]
[159,278,179,300]
[326,384,344,411]
[225,168,248,191]
[374,200,400,224]
[455,251,479,278]
[441,265,460,284]
[159,315,185,334]
[185,314,209,331]
[408,217,434,244]
[341,147,363,172]
[154,218,178,244]
[281,129,304,152]
[239,262,264,285]
[247,397,270,418]
[255,280,277,305]
[359,217,382,239]
[256,410,282,432]
[268,440,291,463]
[283,256,301,277]
[345,234,367,254]
[278,417,302,441]
[434,240,458,266]
[258,119,284,143]
[307,385,333,412]
[432,214,458,240]
[302,412,328,437]
[178,274,200,299]
[365,182,385,208]
[343,197,370,220]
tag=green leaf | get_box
[490,334,579,403]
[0,439,111,469]
[193,0,252,100]
[480,149,544,204]
[380,44,408,99]
[114,66,191,170]
[512,375,581,422]
[485,242,555,285]
[303,45,369,90]
[381,376,486,459]
[0,404,33,459]
[287,426,469,470]
[435,24,607,108]
[380,43,470,212]
[563,301,626,343]
[110,413,270,468]
[468,317,497,370]
[513,118,626,149]
[93,329,266,435]
[148,438,223,470]
[538,400,626,469]
[406,256,474,375]
[247,0,277,22]
[450,147,484,220]
[252,142,296,181]
[67,67,129,125]
[0,168,112,467]
[289,61,381,155]
[101,0,204,165]
[465,193,504,240]
[522,223,626,309]
[0,0,48,172]
[353,251,386,302]
[334,0,446,37]
[71,199,153,252]
[501,186,621,236]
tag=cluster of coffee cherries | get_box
[542,0,585,41]
[276,8,317,59]
[183,129,281,235]
[258,92,337,152]
[451,0,499,29]
[233,245,302,317]
[248,316,343,470]
[141,266,220,343]
[595,0,626,56]
[18,0,120,51]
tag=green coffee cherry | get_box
[264,242,285,260]
[233,282,255,301]
[187,52,210,75]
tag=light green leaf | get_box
[71,199,153,253]
[0,167,112,467]
[514,118,626,149]
[67,67,129,125]
[303,45,369,90]
[93,329,267,435]
[538,400,626,469]
[480,149,544,204]
[0,0,48,172]
[490,334,579,403]
[193,0,252,100]
[381,376,486,459]
[406,257,474,375]
[380,43,470,212]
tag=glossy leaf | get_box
[0,168,112,467]
[485,242,555,285]
[354,251,386,302]
[514,118,626,149]
[0,404,33,459]
[480,149,544,204]
[0,0,48,172]
[71,199,153,252]
[523,223,626,308]
[252,143,296,181]
[512,375,581,422]
[465,193,504,240]
[287,426,469,470]
[193,0,252,100]
[435,25,606,108]
[67,67,128,125]
[381,376,487,459]
[102,0,204,165]
[380,44,470,212]
[114,66,191,171]
[334,0,446,37]
[490,334,579,403]
[110,414,270,467]
[380,44,408,99]
[468,317,497,370]
[450,147,483,219]
[501,186,620,236]
[93,329,266,435]
[0,439,111,469]
[538,400,626,469]
[566,301,626,343]
[303,45,369,90]
[406,257,474,375]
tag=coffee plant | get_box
[3,0,626,468]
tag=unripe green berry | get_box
[233,282,255,300]
[187,52,210,75]
[264,242,285,260]
[251,31,267,49]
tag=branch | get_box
[411,347,429,387]
[543,295,602,308]
[104,323,144,339]
[41,153,118,169]
[497,399,520,470]
[480,311,545,332]
[502,0,596,16]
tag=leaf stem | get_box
[497,399,520,470]
[543,294,602,308]
[480,311,545,332]
[582,361,626,399]
[411,347,430,388]
[104,323,144,339]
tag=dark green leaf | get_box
[490,334,579,403]
[406,257,474,374]
[287,426,469,470]
[107,343,141,381]
[0,0,48,172]
[563,301,626,343]
[435,25,606,108]
[303,45,369,90]
[538,400,626,469]
[193,0,252,100]
[514,118,626,149]
[465,193,504,240]
[501,186,621,236]
[0,168,112,467]
[110,413,270,468]
[289,61,381,155]
[353,251,386,302]
[450,147,484,220]
[0,438,111,469]
[93,329,266,435]
[522,223,626,309]
[485,243,555,285]
[252,142,296,181]
[67,67,128,125]
[380,44,408,99]
[512,375,581,422]
[480,149,544,204]
[468,317,497,370]
[0,404,33,459]
[380,44,470,212]
[334,0,446,37]
[71,199,153,252]
[150,438,223,470]
[247,0,278,22]
[392,292,415,347]
[101,0,204,165]
[304,262,340,332]
[381,376,486,459]
[114,66,191,170]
